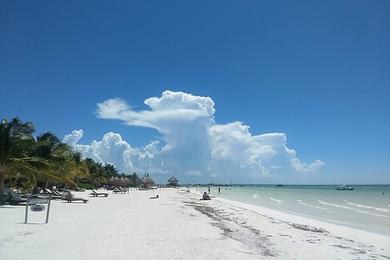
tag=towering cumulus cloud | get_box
[64,91,324,183]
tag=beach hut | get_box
[167,176,179,187]
[139,174,155,189]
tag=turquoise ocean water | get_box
[199,185,390,236]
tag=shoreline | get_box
[214,195,390,252]
[1,188,389,259]
[194,185,390,237]
[190,188,390,255]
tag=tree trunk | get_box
[0,169,5,205]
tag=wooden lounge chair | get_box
[90,189,108,197]
[43,189,63,199]
[113,187,127,194]
[5,189,27,205]
[51,189,64,197]
[63,191,88,203]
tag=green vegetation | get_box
[0,117,140,204]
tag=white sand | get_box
[1,188,389,260]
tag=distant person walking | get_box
[218,187,221,194]
[208,186,210,194]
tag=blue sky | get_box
[1,0,389,184]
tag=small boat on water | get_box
[336,185,354,190]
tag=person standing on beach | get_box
[208,186,210,194]
[218,187,221,194]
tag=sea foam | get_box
[297,200,326,210]
[269,197,283,203]
[318,200,389,218]
[344,200,390,213]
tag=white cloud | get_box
[72,132,136,172]
[64,91,324,183]
[97,91,215,132]
[63,129,83,147]
[291,157,326,174]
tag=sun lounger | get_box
[51,189,63,197]
[63,191,88,203]
[90,189,108,197]
[113,187,127,194]
[43,189,64,199]
[5,189,27,205]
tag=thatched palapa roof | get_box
[167,176,179,186]
[140,173,155,188]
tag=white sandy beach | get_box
[1,188,389,260]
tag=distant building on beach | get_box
[139,173,155,189]
[167,176,179,187]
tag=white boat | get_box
[336,185,354,190]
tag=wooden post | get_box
[24,197,29,224]
[45,196,51,224]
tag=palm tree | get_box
[55,150,89,189]
[0,118,45,203]
[32,132,85,189]
[104,164,119,177]
[85,159,107,187]
[130,172,139,187]
[68,151,89,185]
